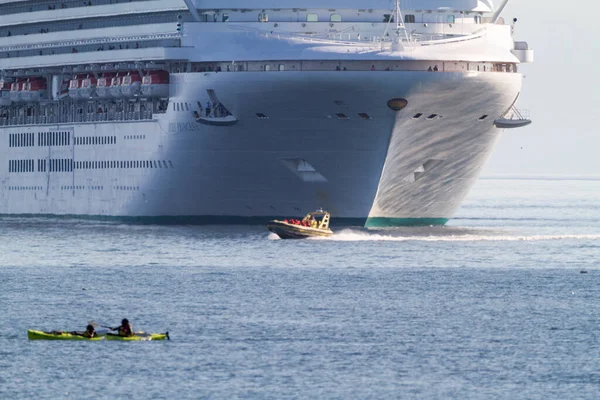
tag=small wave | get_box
[267,233,281,240]
[320,229,600,242]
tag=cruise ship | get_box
[0,0,533,226]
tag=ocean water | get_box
[0,179,599,399]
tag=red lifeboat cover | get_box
[122,71,142,85]
[27,77,47,91]
[111,71,128,86]
[82,74,97,88]
[97,72,115,88]
[0,80,12,90]
[143,70,169,85]
[69,74,86,89]
[11,78,25,91]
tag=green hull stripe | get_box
[365,217,449,227]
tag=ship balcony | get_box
[511,41,534,63]
[494,106,532,129]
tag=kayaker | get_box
[110,318,134,337]
[71,324,96,338]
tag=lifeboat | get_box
[21,77,47,102]
[141,70,169,98]
[109,71,128,98]
[120,71,142,98]
[68,74,86,99]
[267,210,333,239]
[10,78,26,103]
[0,78,13,106]
[79,74,98,99]
[96,72,115,98]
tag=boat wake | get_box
[315,228,600,242]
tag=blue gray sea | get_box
[1,178,599,399]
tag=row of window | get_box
[7,186,43,191]
[9,159,34,173]
[75,136,116,146]
[9,133,35,148]
[124,135,146,140]
[255,13,343,23]
[75,160,173,170]
[39,131,71,147]
[7,133,146,148]
[61,186,104,191]
[9,159,174,173]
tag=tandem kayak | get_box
[27,330,169,341]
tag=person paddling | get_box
[73,324,96,338]
[110,318,134,337]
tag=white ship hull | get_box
[0,71,521,225]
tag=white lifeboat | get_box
[0,78,13,106]
[21,77,47,102]
[10,79,26,103]
[68,74,86,99]
[120,71,142,98]
[79,74,98,99]
[141,70,169,98]
[109,72,128,98]
[96,72,115,98]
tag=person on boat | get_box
[110,318,134,337]
[71,324,96,338]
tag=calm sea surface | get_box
[1,179,599,399]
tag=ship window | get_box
[279,65,285,71]
[358,113,371,120]
[306,13,318,22]
[330,14,342,22]
[258,12,268,22]
[383,14,394,23]
[427,114,438,120]
[474,15,481,24]
[256,113,269,119]
[447,15,455,24]
[412,113,423,119]
[264,65,270,71]
[478,115,488,120]
[405,14,415,23]
[222,13,229,22]
[336,113,349,120]
[169,161,174,168]
[162,161,168,168]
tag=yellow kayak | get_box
[28,330,169,341]
[27,330,103,341]
[105,332,169,341]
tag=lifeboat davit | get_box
[96,72,115,98]
[10,78,26,103]
[141,70,169,98]
[79,74,98,99]
[21,77,47,102]
[68,74,86,99]
[109,71,128,98]
[0,78,13,106]
[120,71,142,98]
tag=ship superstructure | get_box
[0,0,533,226]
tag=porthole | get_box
[387,98,408,111]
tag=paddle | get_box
[88,321,113,329]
